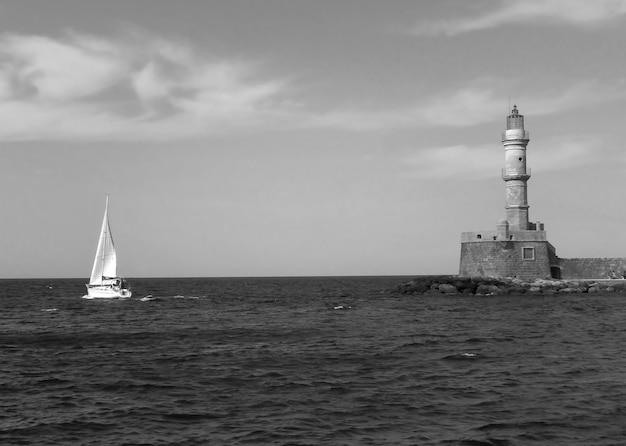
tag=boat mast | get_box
[102,195,108,281]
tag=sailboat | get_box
[83,196,132,299]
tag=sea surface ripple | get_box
[1,276,626,445]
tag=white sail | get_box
[84,196,131,299]
[89,196,118,285]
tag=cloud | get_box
[526,80,626,116]
[0,31,294,141]
[303,85,507,132]
[402,144,501,180]
[0,30,624,142]
[531,135,603,172]
[401,134,602,181]
[307,79,626,133]
[413,0,626,36]
[0,33,126,101]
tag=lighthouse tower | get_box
[502,105,530,230]
[459,106,560,280]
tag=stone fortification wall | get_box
[459,240,555,280]
[559,258,626,279]
[461,231,498,242]
[461,229,548,243]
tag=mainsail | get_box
[89,196,118,285]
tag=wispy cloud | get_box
[0,32,127,101]
[308,79,626,132]
[0,30,624,142]
[401,144,501,180]
[401,135,603,181]
[531,135,604,172]
[0,31,294,141]
[307,86,504,131]
[413,0,626,36]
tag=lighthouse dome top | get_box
[506,104,525,130]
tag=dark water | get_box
[1,276,626,445]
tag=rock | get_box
[558,287,585,294]
[394,275,623,297]
[454,279,477,294]
[397,280,428,294]
[609,282,626,292]
[506,284,527,294]
[438,284,458,294]
[475,284,500,295]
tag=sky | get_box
[2,0,626,278]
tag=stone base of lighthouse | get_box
[459,221,560,280]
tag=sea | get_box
[1,276,626,446]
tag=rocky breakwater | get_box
[395,276,626,296]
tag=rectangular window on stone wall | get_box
[523,247,535,260]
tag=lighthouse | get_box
[458,106,626,281]
[459,106,559,280]
[502,105,531,230]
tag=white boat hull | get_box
[84,285,132,299]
